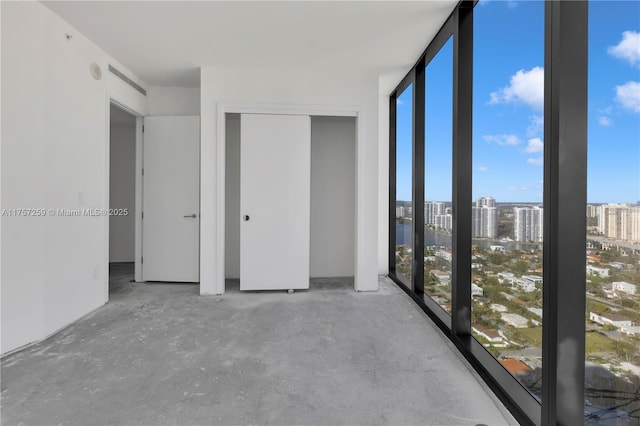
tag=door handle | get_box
[183,214,198,218]
[243,215,250,221]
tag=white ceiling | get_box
[43,1,457,88]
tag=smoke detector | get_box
[90,63,102,80]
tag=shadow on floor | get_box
[109,263,201,299]
[110,263,354,297]
[224,277,355,293]
[108,262,135,296]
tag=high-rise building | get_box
[598,203,640,242]
[425,201,446,225]
[630,207,640,242]
[586,204,598,219]
[472,197,498,238]
[597,205,606,234]
[514,206,543,242]
[434,213,453,231]
[404,206,413,219]
[476,196,496,208]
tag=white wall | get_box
[1,1,148,355]
[310,116,356,277]
[109,125,136,262]
[224,115,356,279]
[147,87,200,116]
[201,66,380,294]
[1,1,46,354]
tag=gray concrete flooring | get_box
[1,264,516,425]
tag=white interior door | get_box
[240,114,311,291]
[142,116,200,282]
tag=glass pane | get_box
[424,37,454,314]
[395,84,413,281]
[585,2,640,424]
[471,0,544,399]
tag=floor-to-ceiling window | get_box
[394,84,414,283]
[585,1,640,423]
[471,0,544,399]
[424,37,454,314]
[389,1,595,424]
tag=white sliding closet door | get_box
[240,114,311,291]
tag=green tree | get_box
[613,340,637,363]
[485,275,500,286]
[512,259,530,276]
[488,251,507,266]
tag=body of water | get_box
[396,222,542,251]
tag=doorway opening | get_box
[108,102,139,299]
[224,113,356,292]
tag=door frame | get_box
[104,94,145,300]
[214,103,363,295]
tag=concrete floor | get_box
[1,264,517,426]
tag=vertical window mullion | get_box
[389,94,398,275]
[413,67,425,295]
[452,5,473,337]
[542,1,588,424]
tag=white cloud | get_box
[525,137,543,154]
[483,134,521,146]
[615,81,640,113]
[489,67,544,110]
[527,157,544,167]
[608,31,640,67]
[396,98,404,106]
[527,115,543,137]
[598,116,613,126]
[478,166,488,172]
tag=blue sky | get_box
[396,0,640,204]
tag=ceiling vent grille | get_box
[108,64,147,96]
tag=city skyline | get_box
[395,0,639,204]
[398,198,640,244]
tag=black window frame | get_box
[388,1,588,425]
[389,72,415,290]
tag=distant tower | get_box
[472,197,498,238]
[598,203,638,241]
[514,206,543,242]
[424,201,445,225]
[476,196,496,208]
